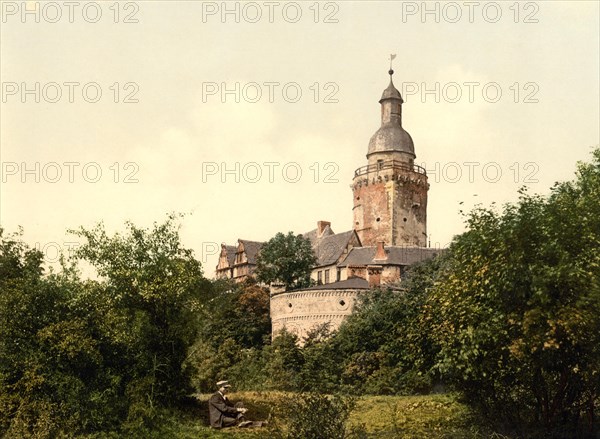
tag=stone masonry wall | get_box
[353,168,428,247]
[270,289,362,342]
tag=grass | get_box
[347,394,494,438]
[83,392,500,438]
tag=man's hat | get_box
[216,380,231,388]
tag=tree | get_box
[69,214,209,417]
[329,256,445,395]
[1,216,212,436]
[425,148,600,436]
[255,232,317,290]
[300,323,342,393]
[264,329,305,391]
[198,280,271,349]
[0,229,124,437]
[186,279,271,392]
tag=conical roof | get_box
[368,71,414,158]
[379,78,403,103]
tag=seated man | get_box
[208,380,248,428]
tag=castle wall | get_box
[391,174,428,246]
[353,169,428,247]
[270,289,363,342]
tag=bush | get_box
[426,150,600,436]
[0,217,211,437]
[263,329,305,391]
[273,393,358,439]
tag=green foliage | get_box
[255,231,317,289]
[349,393,491,438]
[299,323,344,393]
[0,229,125,437]
[0,215,211,437]
[69,214,208,409]
[212,257,448,396]
[330,256,445,395]
[263,329,305,391]
[185,279,271,393]
[272,393,358,439]
[3,149,599,437]
[81,392,491,439]
[197,280,271,350]
[425,149,600,436]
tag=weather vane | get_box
[389,54,396,76]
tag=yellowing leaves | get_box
[543,339,560,350]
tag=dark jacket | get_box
[208,391,239,428]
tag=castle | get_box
[216,67,439,340]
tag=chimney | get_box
[317,221,331,237]
[374,241,387,260]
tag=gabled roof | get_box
[339,246,440,267]
[223,245,237,266]
[302,276,370,291]
[237,239,264,265]
[313,230,359,267]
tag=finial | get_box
[389,54,396,77]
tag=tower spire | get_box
[367,57,413,160]
[380,55,403,104]
[352,62,429,248]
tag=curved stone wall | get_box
[270,288,365,342]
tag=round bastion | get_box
[270,287,366,342]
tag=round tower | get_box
[352,69,429,247]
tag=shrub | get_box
[273,393,358,439]
[426,150,600,436]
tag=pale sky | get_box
[1,1,599,276]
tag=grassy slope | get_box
[84,393,497,438]
[347,394,492,438]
